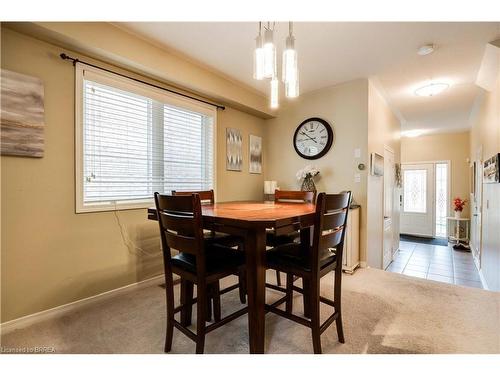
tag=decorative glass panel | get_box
[435,163,448,237]
[403,169,427,213]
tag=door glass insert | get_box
[403,169,427,213]
[435,163,448,238]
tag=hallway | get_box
[387,240,484,289]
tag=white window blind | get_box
[76,65,215,212]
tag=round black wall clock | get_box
[293,117,334,160]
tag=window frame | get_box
[75,64,217,213]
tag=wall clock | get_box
[293,117,334,159]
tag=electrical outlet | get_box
[354,173,361,183]
[354,148,361,158]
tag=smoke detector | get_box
[417,44,435,56]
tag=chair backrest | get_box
[154,193,206,272]
[172,190,214,204]
[275,189,316,203]
[310,192,351,273]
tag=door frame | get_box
[383,145,395,267]
[401,160,451,238]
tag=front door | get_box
[401,163,435,237]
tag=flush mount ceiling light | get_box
[415,82,449,97]
[417,44,435,56]
[253,21,299,108]
[402,129,425,138]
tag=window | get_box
[403,169,427,213]
[435,163,449,238]
[76,65,215,212]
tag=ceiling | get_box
[118,22,499,134]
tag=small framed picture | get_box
[249,135,262,174]
[371,152,384,176]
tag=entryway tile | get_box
[427,274,454,283]
[403,269,427,278]
[454,278,483,288]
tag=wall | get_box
[0,28,266,322]
[469,59,500,291]
[401,131,471,217]
[366,81,402,269]
[265,79,370,262]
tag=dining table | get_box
[147,200,316,353]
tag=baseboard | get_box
[0,274,166,335]
[478,268,489,291]
[359,261,367,268]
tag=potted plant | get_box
[453,197,467,218]
[296,165,320,192]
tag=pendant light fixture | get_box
[282,23,298,82]
[270,77,279,108]
[263,22,277,79]
[253,22,265,80]
[253,21,299,108]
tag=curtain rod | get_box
[60,53,225,110]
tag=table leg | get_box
[244,227,266,354]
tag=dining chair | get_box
[267,190,316,286]
[154,192,248,354]
[265,191,351,354]
[172,189,247,305]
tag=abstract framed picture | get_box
[1,69,45,157]
[226,128,242,171]
[249,134,262,174]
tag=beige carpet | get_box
[1,268,499,354]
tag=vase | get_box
[301,176,316,192]
[454,210,461,219]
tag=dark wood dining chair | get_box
[154,192,248,354]
[172,189,247,305]
[267,190,316,286]
[265,191,351,354]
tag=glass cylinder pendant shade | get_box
[270,78,279,109]
[282,35,298,84]
[285,74,299,98]
[253,35,265,80]
[263,28,277,79]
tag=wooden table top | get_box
[148,201,316,227]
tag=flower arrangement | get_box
[296,165,320,181]
[453,197,467,212]
[296,165,320,192]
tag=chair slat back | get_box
[154,192,204,256]
[172,190,215,204]
[311,192,351,269]
[275,190,316,203]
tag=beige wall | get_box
[402,131,471,217]
[469,57,500,291]
[1,28,266,322]
[366,81,402,269]
[265,79,370,262]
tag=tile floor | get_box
[386,240,484,289]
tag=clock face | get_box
[293,118,334,159]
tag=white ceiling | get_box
[119,22,499,134]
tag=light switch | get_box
[354,148,361,158]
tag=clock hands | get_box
[300,131,318,144]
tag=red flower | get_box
[453,197,467,212]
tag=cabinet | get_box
[342,206,360,274]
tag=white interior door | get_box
[383,147,395,269]
[471,147,483,265]
[401,163,434,237]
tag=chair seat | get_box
[266,243,336,273]
[265,230,300,247]
[204,231,243,248]
[172,244,245,275]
